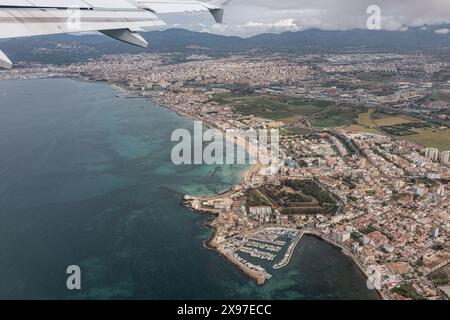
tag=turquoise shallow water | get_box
[0,79,379,299]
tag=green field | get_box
[372,111,421,126]
[214,94,332,124]
[285,98,332,109]
[347,109,422,135]
[311,104,366,127]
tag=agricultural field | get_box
[343,108,382,134]
[282,126,315,136]
[343,124,383,135]
[356,108,376,127]
[215,93,450,150]
[285,98,332,109]
[344,109,450,150]
[404,128,450,151]
[214,94,333,124]
[311,104,366,127]
[372,111,422,127]
[357,71,399,83]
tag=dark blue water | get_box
[0,79,379,299]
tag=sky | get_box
[160,0,450,37]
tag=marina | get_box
[218,228,304,284]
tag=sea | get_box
[0,78,379,299]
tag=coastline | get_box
[301,230,385,300]
[101,77,386,299]
[201,214,385,299]
[187,206,269,286]
[6,76,384,299]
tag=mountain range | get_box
[2,25,450,64]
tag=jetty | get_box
[273,231,303,269]
[160,186,186,197]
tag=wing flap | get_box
[137,0,227,23]
[100,29,149,47]
[138,1,210,13]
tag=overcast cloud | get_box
[160,0,450,37]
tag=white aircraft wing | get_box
[0,0,229,69]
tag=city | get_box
[2,49,448,300]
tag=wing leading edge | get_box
[0,0,230,69]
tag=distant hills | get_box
[2,25,450,64]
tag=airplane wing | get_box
[0,0,230,69]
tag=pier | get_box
[273,230,303,269]
[160,186,186,197]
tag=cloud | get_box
[245,19,298,28]
[159,1,450,36]
[435,28,450,34]
[241,18,300,33]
